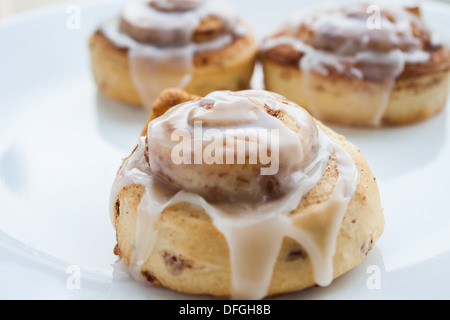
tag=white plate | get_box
[1,0,450,300]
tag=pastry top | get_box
[110,89,363,299]
[98,0,246,51]
[147,90,321,203]
[92,0,254,108]
[262,3,450,81]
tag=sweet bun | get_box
[261,3,450,127]
[110,88,384,299]
[89,0,257,108]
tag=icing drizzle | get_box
[109,90,360,299]
[99,0,245,108]
[263,3,438,126]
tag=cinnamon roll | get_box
[89,0,257,108]
[110,88,384,299]
[261,3,450,127]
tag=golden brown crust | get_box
[141,88,200,136]
[94,25,254,69]
[116,89,200,172]
[261,5,450,127]
[262,56,450,126]
[112,89,385,298]
[146,0,238,45]
[89,22,257,107]
[193,15,231,43]
[288,6,431,54]
[262,43,450,82]
[119,13,232,45]
[114,125,384,298]
[261,4,450,83]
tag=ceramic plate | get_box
[0,0,449,299]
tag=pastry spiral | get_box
[262,3,450,127]
[89,0,257,108]
[147,90,320,202]
[110,89,384,299]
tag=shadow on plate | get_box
[379,249,450,299]
[274,246,387,300]
[106,247,386,300]
[0,144,30,198]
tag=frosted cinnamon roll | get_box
[89,0,257,108]
[110,88,384,299]
[261,3,450,127]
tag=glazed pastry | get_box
[89,0,257,108]
[109,88,384,299]
[261,3,450,127]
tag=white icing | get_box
[99,0,244,108]
[148,90,319,202]
[109,90,360,299]
[263,3,437,126]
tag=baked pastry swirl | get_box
[89,0,257,108]
[261,3,450,127]
[110,89,384,299]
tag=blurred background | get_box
[0,0,79,18]
[1,0,450,19]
